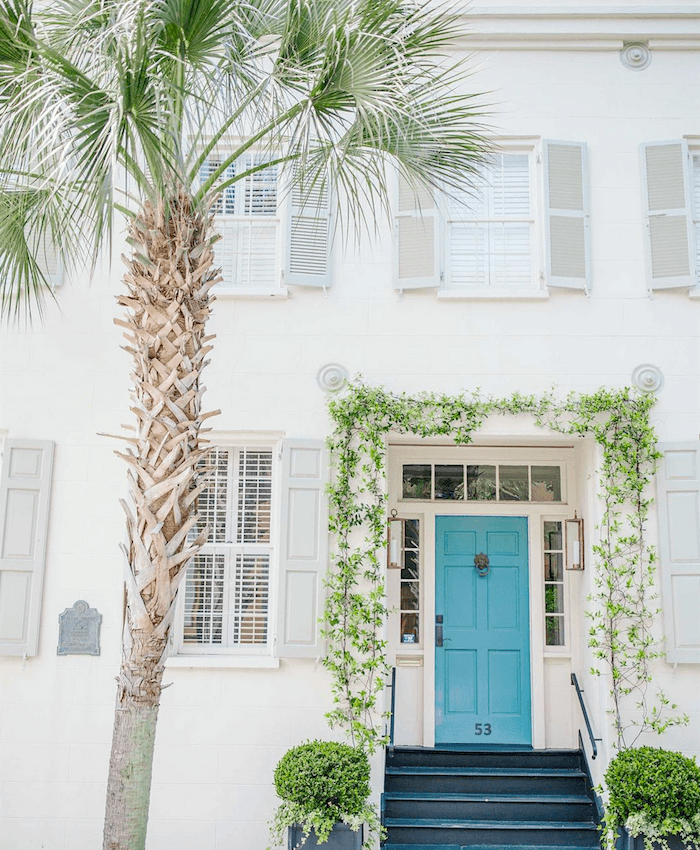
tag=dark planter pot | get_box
[616,827,692,849]
[288,822,363,850]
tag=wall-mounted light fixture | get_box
[566,513,585,571]
[387,510,405,569]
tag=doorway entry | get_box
[434,515,532,746]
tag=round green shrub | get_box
[605,747,700,826]
[273,740,370,819]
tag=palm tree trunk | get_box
[103,191,219,850]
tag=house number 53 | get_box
[475,723,492,735]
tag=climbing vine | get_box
[323,379,686,753]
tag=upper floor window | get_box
[395,140,590,296]
[200,154,331,293]
[446,153,534,289]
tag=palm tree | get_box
[0,0,489,847]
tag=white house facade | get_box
[2,3,700,849]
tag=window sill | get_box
[215,287,289,299]
[687,289,700,300]
[166,655,280,669]
[438,289,549,301]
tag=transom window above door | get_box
[401,462,562,502]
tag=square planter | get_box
[617,827,692,849]
[288,822,363,850]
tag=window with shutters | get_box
[176,445,275,654]
[396,140,589,295]
[200,154,282,292]
[445,152,536,290]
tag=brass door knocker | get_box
[474,552,490,577]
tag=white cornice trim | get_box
[456,5,700,50]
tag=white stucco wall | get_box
[1,4,700,848]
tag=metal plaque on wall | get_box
[57,600,102,656]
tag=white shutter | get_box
[285,170,331,287]
[394,173,440,290]
[543,141,590,291]
[641,141,696,290]
[656,442,700,663]
[276,440,328,657]
[36,239,63,290]
[0,439,54,656]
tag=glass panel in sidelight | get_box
[499,465,529,501]
[401,582,420,610]
[543,521,563,550]
[401,613,419,644]
[545,584,564,614]
[466,465,497,500]
[402,549,419,581]
[531,466,562,502]
[405,518,420,548]
[403,464,432,499]
[435,465,464,500]
[546,616,565,646]
[544,552,564,582]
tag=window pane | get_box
[545,584,564,614]
[545,553,564,582]
[531,466,562,501]
[232,554,270,644]
[405,518,420,548]
[435,465,464,500]
[401,613,419,644]
[401,582,420,611]
[402,549,419,581]
[544,521,563,550]
[193,448,229,543]
[403,464,431,499]
[546,616,565,646]
[499,465,529,501]
[183,553,225,644]
[467,465,496,500]
[237,449,272,543]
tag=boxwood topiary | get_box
[268,740,383,849]
[602,747,700,850]
[273,740,371,819]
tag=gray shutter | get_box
[641,141,696,290]
[394,173,440,290]
[656,442,700,663]
[0,439,54,656]
[276,439,328,657]
[543,141,590,291]
[285,171,331,287]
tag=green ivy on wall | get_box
[323,379,686,753]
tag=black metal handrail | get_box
[571,672,601,759]
[387,666,396,757]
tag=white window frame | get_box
[436,140,547,299]
[442,143,540,295]
[201,151,286,297]
[172,439,279,657]
[688,142,700,293]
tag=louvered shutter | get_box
[641,141,696,290]
[285,171,331,287]
[543,141,590,291]
[36,240,63,289]
[656,442,700,663]
[394,173,440,289]
[276,440,328,657]
[0,439,54,656]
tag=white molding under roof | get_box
[459,6,700,50]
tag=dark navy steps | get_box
[382,747,601,849]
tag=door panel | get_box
[435,515,531,745]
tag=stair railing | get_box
[571,672,601,759]
[387,666,396,758]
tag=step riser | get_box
[385,799,596,822]
[388,751,581,771]
[385,826,600,847]
[385,775,588,796]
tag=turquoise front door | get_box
[435,515,532,746]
